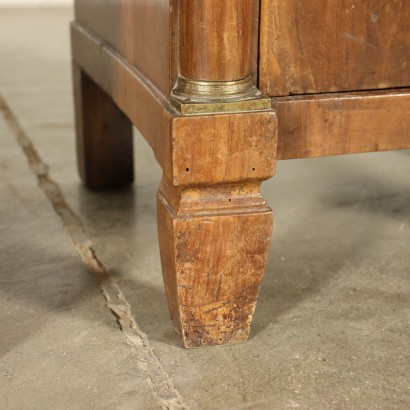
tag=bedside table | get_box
[71,0,410,347]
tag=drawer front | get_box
[259,0,410,97]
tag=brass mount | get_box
[170,75,271,115]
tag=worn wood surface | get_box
[73,63,134,189]
[170,111,277,186]
[72,18,278,346]
[75,0,261,91]
[72,0,410,347]
[72,22,278,187]
[157,178,273,348]
[74,0,173,96]
[156,109,277,347]
[71,22,175,180]
[259,0,410,96]
[179,0,253,81]
[274,89,410,160]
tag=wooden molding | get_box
[274,90,410,160]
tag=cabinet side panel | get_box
[75,0,172,96]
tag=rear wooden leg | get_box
[73,63,134,189]
[157,177,273,348]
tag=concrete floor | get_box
[0,8,409,410]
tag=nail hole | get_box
[228,199,232,202]
[185,167,190,172]
[252,167,256,171]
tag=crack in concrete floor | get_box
[0,95,189,410]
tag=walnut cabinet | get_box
[71,0,410,347]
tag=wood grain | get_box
[73,63,134,189]
[157,177,273,348]
[74,0,173,96]
[179,0,253,81]
[72,21,279,187]
[71,23,175,180]
[171,111,277,186]
[72,20,278,347]
[72,0,410,348]
[274,89,410,160]
[259,0,410,96]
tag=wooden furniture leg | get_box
[157,179,273,348]
[73,64,134,189]
[154,109,277,348]
[71,1,278,347]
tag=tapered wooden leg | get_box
[157,177,273,348]
[73,63,134,189]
